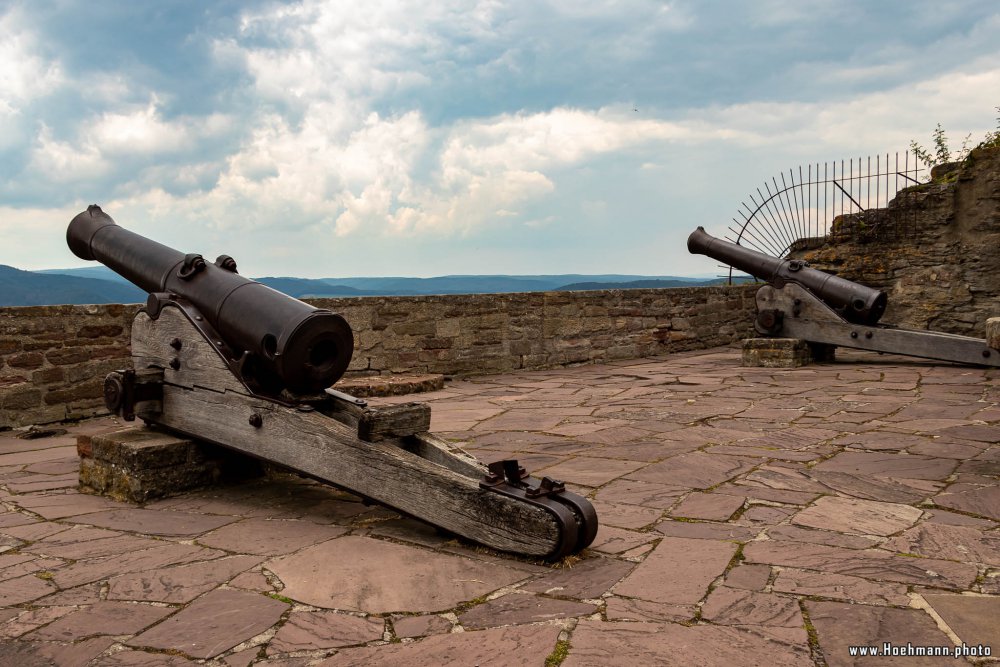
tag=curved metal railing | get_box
[721,151,928,282]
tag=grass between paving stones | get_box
[267,592,294,604]
[799,601,828,667]
[550,554,583,569]
[691,544,746,624]
[545,639,571,666]
[726,501,749,523]
[452,592,492,615]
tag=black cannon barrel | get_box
[687,226,887,325]
[68,205,354,394]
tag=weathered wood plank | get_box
[405,432,486,479]
[133,367,164,421]
[157,385,559,555]
[129,307,561,556]
[358,402,430,442]
[131,307,245,393]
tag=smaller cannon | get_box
[687,226,1000,367]
[70,206,596,560]
[687,227,887,326]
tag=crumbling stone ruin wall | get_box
[790,145,1000,336]
[1,285,756,428]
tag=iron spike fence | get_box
[721,151,929,283]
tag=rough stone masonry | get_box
[1,286,756,428]
[792,145,1000,337]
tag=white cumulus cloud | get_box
[87,99,194,155]
[0,7,64,149]
[0,9,63,110]
[175,104,688,238]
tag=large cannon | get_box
[70,205,596,560]
[688,226,1000,367]
[69,206,353,395]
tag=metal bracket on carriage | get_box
[104,368,164,422]
[480,460,566,498]
[144,293,253,394]
[478,459,598,560]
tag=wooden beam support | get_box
[123,304,580,558]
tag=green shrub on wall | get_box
[910,106,1000,177]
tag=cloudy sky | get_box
[2,1,998,278]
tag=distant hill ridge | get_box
[5,266,735,306]
[0,265,145,307]
[557,278,724,291]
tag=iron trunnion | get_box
[69,205,596,560]
[687,226,1000,367]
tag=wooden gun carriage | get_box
[687,226,1000,367]
[68,205,597,560]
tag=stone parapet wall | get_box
[1,304,136,427]
[312,285,756,376]
[0,285,757,428]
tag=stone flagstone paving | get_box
[0,346,998,665]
